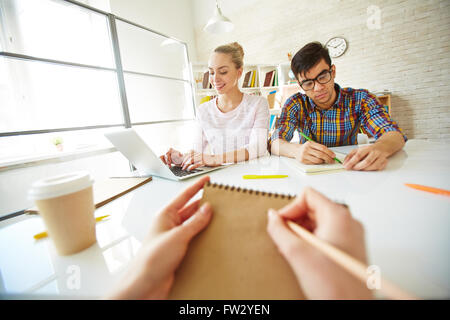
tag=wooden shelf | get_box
[260,86,279,91]
[270,108,281,116]
[196,88,216,95]
[192,62,282,106]
[375,94,391,115]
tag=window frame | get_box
[0,0,196,139]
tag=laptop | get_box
[105,128,229,181]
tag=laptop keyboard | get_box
[169,166,201,177]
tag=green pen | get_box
[299,132,343,164]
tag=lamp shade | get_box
[204,5,234,34]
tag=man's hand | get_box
[295,141,336,165]
[267,187,373,300]
[344,131,405,171]
[107,176,213,300]
[343,144,389,171]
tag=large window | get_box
[0,0,195,164]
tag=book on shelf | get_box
[200,95,215,104]
[269,114,277,132]
[263,70,275,87]
[195,72,203,89]
[250,70,256,87]
[202,71,210,89]
[267,90,277,109]
[273,69,278,86]
[242,71,252,88]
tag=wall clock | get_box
[325,37,348,58]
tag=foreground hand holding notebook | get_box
[169,182,305,299]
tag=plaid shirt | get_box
[271,84,407,147]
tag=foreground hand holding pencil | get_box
[267,187,374,299]
[267,187,416,300]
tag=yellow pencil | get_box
[33,214,110,240]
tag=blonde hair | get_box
[213,42,244,69]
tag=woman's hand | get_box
[160,148,184,167]
[181,151,221,171]
[107,176,213,299]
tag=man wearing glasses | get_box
[270,42,406,171]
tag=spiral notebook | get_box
[282,152,347,174]
[169,182,305,300]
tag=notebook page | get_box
[281,152,346,173]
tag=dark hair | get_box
[291,42,332,80]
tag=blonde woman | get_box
[161,42,269,171]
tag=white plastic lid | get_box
[28,171,94,200]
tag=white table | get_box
[0,139,449,299]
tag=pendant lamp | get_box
[204,0,234,34]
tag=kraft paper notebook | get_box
[169,182,305,300]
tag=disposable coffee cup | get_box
[29,171,96,255]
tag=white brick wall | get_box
[193,0,450,141]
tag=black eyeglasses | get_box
[299,68,333,91]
